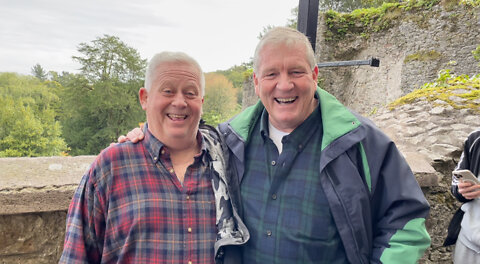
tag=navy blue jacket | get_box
[218,88,431,264]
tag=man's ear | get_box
[312,65,319,83]
[253,72,260,96]
[139,88,148,110]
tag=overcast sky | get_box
[0,0,298,75]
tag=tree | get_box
[73,34,147,83]
[287,6,299,29]
[0,73,67,157]
[59,35,146,155]
[258,7,298,40]
[31,63,48,81]
[214,63,252,104]
[202,73,240,127]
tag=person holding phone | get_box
[450,129,480,263]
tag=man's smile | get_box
[167,113,188,120]
[275,96,297,104]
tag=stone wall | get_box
[0,99,477,263]
[1,99,474,263]
[370,96,480,263]
[0,211,67,264]
[242,5,479,114]
[311,5,479,261]
[0,156,94,264]
[241,75,256,110]
[315,3,479,115]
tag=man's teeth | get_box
[168,114,187,119]
[275,97,296,103]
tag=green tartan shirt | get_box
[240,101,348,263]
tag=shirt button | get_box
[169,168,174,173]
[266,230,272,236]
[298,144,303,150]
[271,194,277,200]
[161,149,165,155]
[186,195,190,200]
[153,156,157,161]
[188,261,192,264]
[271,160,276,166]
[188,227,192,233]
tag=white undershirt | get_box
[268,121,290,154]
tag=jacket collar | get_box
[229,87,361,150]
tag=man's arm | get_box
[359,126,430,264]
[59,167,104,263]
[451,134,475,202]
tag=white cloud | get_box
[0,0,298,75]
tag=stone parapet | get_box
[0,156,95,215]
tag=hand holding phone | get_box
[453,169,480,185]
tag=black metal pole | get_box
[317,58,380,68]
[297,1,380,68]
[297,0,319,52]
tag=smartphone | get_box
[453,169,480,185]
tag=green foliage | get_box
[55,74,145,155]
[243,68,254,80]
[258,25,276,40]
[473,45,480,66]
[258,6,298,40]
[361,0,397,9]
[402,0,441,10]
[389,70,480,111]
[321,0,373,12]
[73,34,147,83]
[404,50,443,63]
[201,113,223,128]
[0,73,67,157]
[31,63,48,81]
[58,35,147,155]
[287,6,299,29]
[214,63,252,104]
[323,0,454,41]
[325,2,402,40]
[202,73,241,127]
[215,64,250,89]
[460,0,480,6]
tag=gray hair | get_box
[144,51,205,96]
[253,27,316,73]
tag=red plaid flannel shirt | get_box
[60,127,216,264]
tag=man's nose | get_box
[276,74,293,90]
[171,93,187,107]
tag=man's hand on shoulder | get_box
[117,126,145,144]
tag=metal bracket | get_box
[317,58,380,68]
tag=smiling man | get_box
[217,27,431,263]
[60,51,248,264]
[120,27,431,264]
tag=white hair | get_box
[144,51,205,96]
[253,26,316,73]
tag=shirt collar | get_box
[286,98,321,151]
[259,91,321,143]
[142,123,207,164]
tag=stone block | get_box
[403,151,439,187]
[0,156,95,215]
